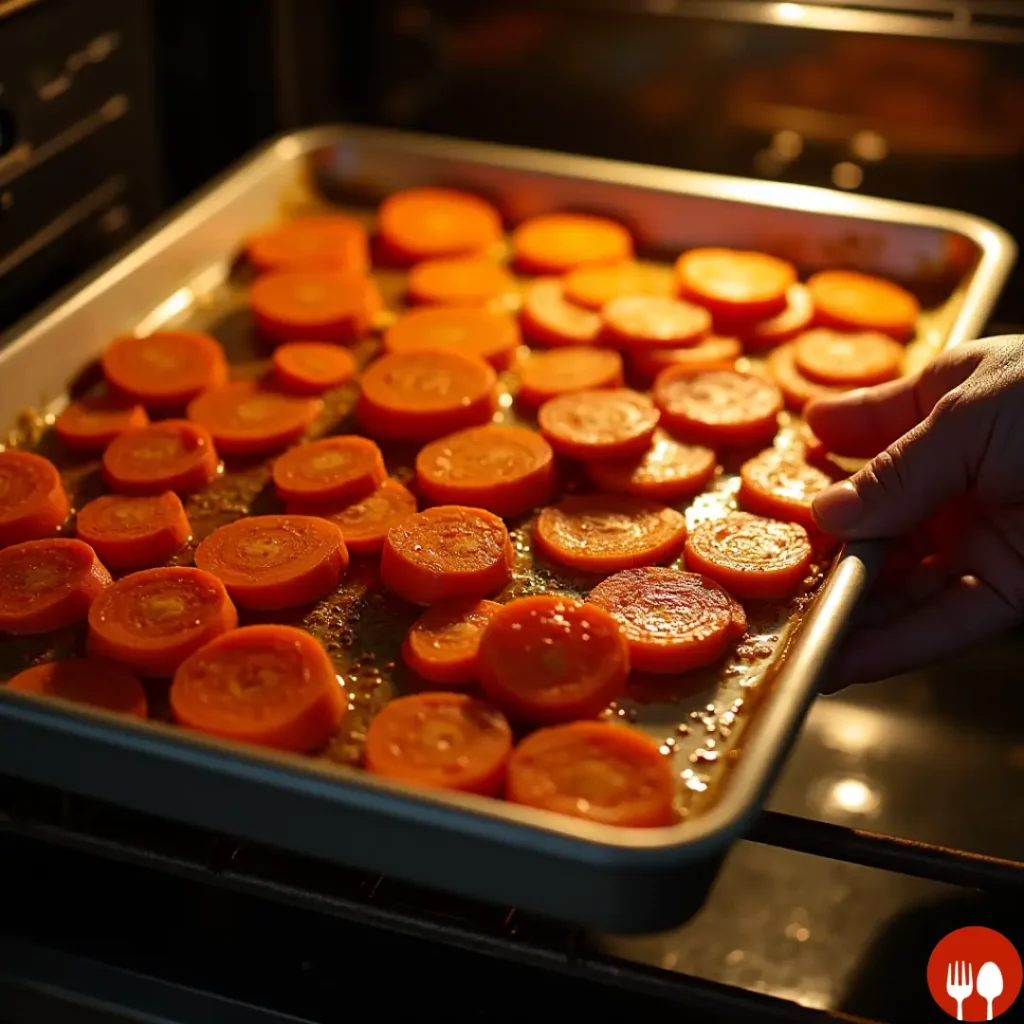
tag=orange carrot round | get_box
[55,398,149,451]
[717,283,813,349]
[586,429,717,502]
[383,306,519,371]
[766,341,849,411]
[407,257,515,307]
[246,215,369,274]
[628,334,742,384]
[6,658,147,718]
[75,492,191,570]
[273,436,386,504]
[738,446,839,531]
[676,248,796,320]
[563,262,674,310]
[807,269,919,339]
[0,450,70,548]
[402,598,502,686]
[102,332,228,408]
[103,420,219,495]
[520,277,602,347]
[538,388,659,461]
[602,295,711,349]
[512,213,632,275]
[516,346,623,407]
[794,328,903,387]
[272,342,357,395]
[378,187,503,264]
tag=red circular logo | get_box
[927,927,1022,1020]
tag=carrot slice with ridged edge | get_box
[738,446,840,532]
[407,257,515,307]
[603,295,711,350]
[103,420,219,496]
[87,566,238,676]
[794,328,903,387]
[75,492,191,570]
[194,515,348,611]
[0,450,70,548]
[381,505,512,606]
[416,425,555,518]
[378,187,503,264]
[563,262,675,311]
[364,692,512,795]
[676,248,796,320]
[0,539,111,635]
[807,269,919,339]
[478,595,630,723]
[402,599,502,686]
[383,307,519,371]
[272,342,357,396]
[716,283,813,350]
[171,624,347,752]
[767,341,850,411]
[273,436,386,505]
[6,658,147,718]
[684,512,813,600]
[517,346,623,407]
[588,567,746,674]
[628,334,741,384]
[586,429,717,502]
[507,721,675,827]
[538,388,659,461]
[55,398,149,451]
[512,213,632,275]
[246,215,369,274]
[520,278,602,347]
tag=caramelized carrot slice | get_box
[416,425,555,518]
[535,494,686,574]
[0,539,111,635]
[357,349,497,443]
[102,332,228,408]
[684,512,813,600]
[538,388,659,461]
[0,451,70,548]
[478,595,629,722]
[603,296,711,350]
[378,187,503,264]
[676,248,796,320]
[807,270,919,339]
[383,307,520,371]
[402,598,502,686]
[563,262,675,311]
[654,368,782,448]
[6,658,147,718]
[55,398,149,451]
[273,436,386,504]
[103,420,219,495]
[171,624,347,752]
[364,692,512,795]
[716,283,813,350]
[586,429,717,502]
[794,328,903,387]
[767,341,849,411]
[628,334,742,385]
[588,567,746,673]
[194,514,348,610]
[507,721,675,827]
[407,257,515,307]
[520,277,602,347]
[517,346,623,407]
[739,446,839,531]
[76,492,191,570]
[381,505,512,605]
[272,342,357,395]
[512,214,632,275]
[246,215,369,274]
[87,566,238,676]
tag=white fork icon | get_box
[947,960,974,1020]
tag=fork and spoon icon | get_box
[947,960,1004,1020]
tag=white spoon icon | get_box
[977,961,1004,1020]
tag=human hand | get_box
[806,334,1024,690]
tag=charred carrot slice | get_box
[0,539,111,635]
[357,349,497,443]
[766,341,849,411]
[0,451,70,548]
[684,512,813,600]
[273,436,386,504]
[87,566,238,676]
[603,296,711,350]
[364,692,512,795]
[507,721,675,827]
[55,398,149,451]
[246,215,369,274]
[6,658,147,718]
[586,429,717,502]
[272,342,357,395]
[402,598,502,686]
[563,262,675,311]
[717,283,813,350]
[628,334,742,384]
[187,381,321,456]
[588,567,746,673]
[512,214,632,275]
[378,187,503,264]
[416,425,555,518]
[103,420,219,495]
[383,307,520,371]
[381,505,512,605]
[520,278,602,347]
[102,332,228,408]
[194,515,348,611]
[676,248,797,320]
[407,257,515,307]
[478,595,629,722]
[538,388,659,461]
[171,624,347,752]
[535,494,686,574]
[794,328,903,387]
[739,446,839,531]
[654,368,782,448]
[517,346,623,407]
[807,270,919,339]
[76,492,191,570]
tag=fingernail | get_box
[812,480,863,533]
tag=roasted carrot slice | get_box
[250,269,382,344]
[6,658,147,718]
[246,215,369,274]
[739,446,839,531]
[272,342,357,395]
[407,257,515,307]
[807,270,919,339]
[381,505,512,605]
[383,307,520,371]
[794,328,903,387]
[603,296,711,350]
[378,187,503,264]
[171,624,346,752]
[520,277,602,347]
[364,692,512,795]
[103,420,219,495]
[187,381,321,456]
[102,332,228,408]
[478,595,629,722]
[535,494,686,574]
[55,398,149,451]
[75,492,191,570]
[194,514,348,610]
[506,721,675,827]
[416,425,555,518]
[654,368,782,448]
[717,283,814,350]
[357,349,497,443]
[676,248,797,320]
[517,346,623,407]
[512,214,632,275]
[87,566,238,676]
[766,341,849,411]
[538,388,659,461]
[588,567,746,673]
[0,451,70,548]
[628,334,742,384]
[0,539,111,635]
[402,598,502,686]
[586,429,717,502]
[684,512,813,600]
[273,436,386,504]
[563,262,675,311]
